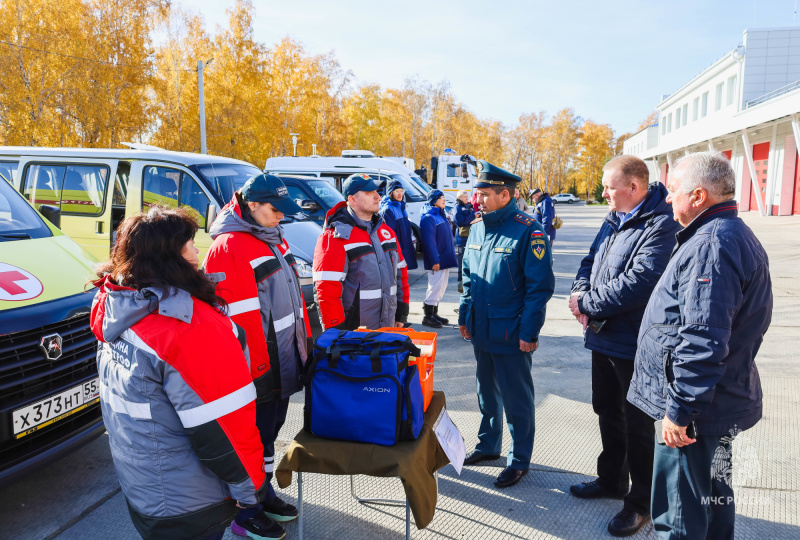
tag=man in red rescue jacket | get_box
[313,173,410,330]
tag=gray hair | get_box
[673,151,735,199]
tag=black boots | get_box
[433,305,449,325]
[422,305,449,328]
[422,304,442,328]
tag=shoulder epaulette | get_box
[514,213,534,226]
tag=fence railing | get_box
[744,80,800,109]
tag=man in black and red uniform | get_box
[313,173,410,330]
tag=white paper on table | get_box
[433,407,466,475]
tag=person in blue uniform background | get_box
[531,188,556,245]
[458,160,555,488]
[379,180,418,271]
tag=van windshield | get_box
[304,180,344,207]
[408,173,432,193]
[0,178,52,240]
[193,163,263,203]
[387,174,426,203]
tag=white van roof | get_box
[0,146,256,168]
[265,155,413,175]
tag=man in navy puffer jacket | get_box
[568,156,682,537]
[379,180,418,270]
[420,189,457,327]
[629,151,772,540]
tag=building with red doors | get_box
[624,27,800,216]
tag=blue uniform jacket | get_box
[571,183,682,360]
[454,201,477,247]
[379,196,418,270]
[458,199,555,354]
[533,194,556,241]
[628,201,773,434]
[420,203,458,270]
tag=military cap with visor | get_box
[241,173,303,215]
[474,160,522,189]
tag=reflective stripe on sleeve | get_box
[249,255,275,268]
[390,286,397,295]
[360,289,383,300]
[343,242,371,251]
[397,260,407,269]
[176,382,257,429]
[99,381,152,420]
[227,297,261,316]
[272,312,296,332]
[313,271,346,281]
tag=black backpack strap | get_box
[370,347,381,373]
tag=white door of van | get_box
[18,156,119,261]
[128,161,217,264]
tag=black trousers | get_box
[255,397,290,503]
[592,351,655,515]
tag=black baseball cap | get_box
[241,174,303,215]
[342,173,382,198]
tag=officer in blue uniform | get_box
[458,160,555,488]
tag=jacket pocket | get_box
[502,256,519,291]
[487,304,521,345]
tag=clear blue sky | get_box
[187,0,800,135]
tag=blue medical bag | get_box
[303,329,424,446]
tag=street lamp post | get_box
[290,133,300,157]
[198,58,214,154]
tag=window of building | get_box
[675,108,681,129]
[682,104,688,126]
[726,75,737,107]
[715,82,724,111]
[693,97,699,121]
[662,119,667,135]
[701,92,709,117]
[667,113,673,133]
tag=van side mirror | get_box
[300,199,320,212]
[205,203,218,233]
[38,204,61,228]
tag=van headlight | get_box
[294,256,313,285]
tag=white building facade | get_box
[623,27,800,216]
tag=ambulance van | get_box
[0,172,102,486]
[0,145,321,305]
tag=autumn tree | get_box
[576,119,614,199]
[0,0,163,147]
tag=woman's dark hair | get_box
[95,206,226,309]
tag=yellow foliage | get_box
[0,0,622,189]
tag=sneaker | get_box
[232,511,286,539]
[261,496,298,522]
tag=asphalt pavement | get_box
[1,202,797,540]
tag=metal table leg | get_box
[348,471,439,539]
[298,471,303,540]
[405,498,410,540]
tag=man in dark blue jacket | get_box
[380,180,418,271]
[458,161,554,489]
[628,151,772,540]
[568,155,682,537]
[531,188,556,245]
[420,189,457,328]
[454,189,478,293]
